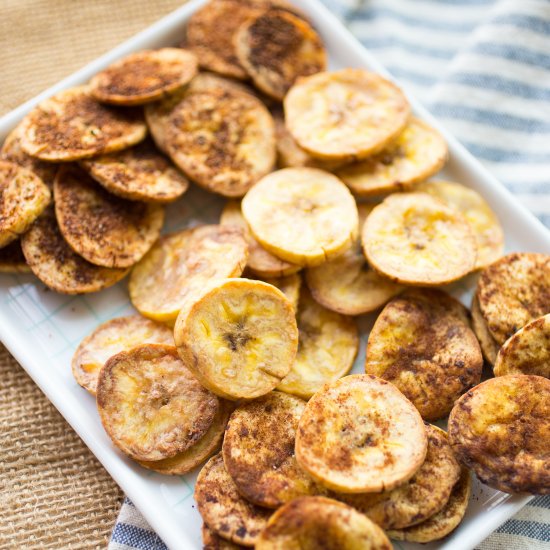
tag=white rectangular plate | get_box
[1,1,549,548]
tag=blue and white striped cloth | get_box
[109,1,550,549]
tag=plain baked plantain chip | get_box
[471,294,499,365]
[284,69,410,161]
[416,180,504,270]
[494,314,550,379]
[337,117,448,196]
[81,138,189,203]
[174,278,298,400]
[0,239,31,273]
[388,467,471,543]
[365,288,483,420]
[0,160,51,248]
[295,374,427,493]
[19,86,147,161]
[165,87,276,197]
[277,288,358,399]
[72,315,173,395]
[448,374,550,494]
[241,167,359,267]
[54,165,164,268]
[222,391,322,508]
[195,453,272,547]
[256,273,301,311]
[362,192,477,285]
[476,252,550,345]
[235,9,326,101]
[220,200,300,277]
[20,207,128,294]
[304,204,402,316]
[97,343,220,462]
[129,224,248,323]
[337,424,461,529]
[255,496,392,550]
[90,48,198,106]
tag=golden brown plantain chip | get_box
[195,453,272,547]
[295,374,427,493]
[284,69,410,161]
[494,314,550,378]
[337,424,461,529]
[129,224,248,323]
[304,204,402,315]
[477,252,550,344]
[0,240,31,273]
[388,468,471,543]
[202,524,246,549]
[54,165,164,268]
[255,496,392,550]
[81,138,189,203]
[165,87,276,197]
[277,289,358,399]
[362,192,477,285]
[222,392,321,508]
[471,294,499,365]
[365,288,483,420]
[174,278,298,400]
[220,200,300,277]
[71,315,174,395]
[337,117,448,196]
[19,86,147,161]
[90,48,198,105]
[20,207,128,294]
[97,343,220,461]
[138,399,232,475]
[0,160,51,248]
[235,9,326,100]
[448,374,550,494]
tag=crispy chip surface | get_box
[471,294,499,365]
[257,273,301,311]
[202,524,245,549]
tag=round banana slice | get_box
[223,392,321,508]
[284,69,410,161]
[448,374,550,494]
[165,87,275,197]
[97,344,220,461]
[257,273,301,311]
[0,160,51,248]
[277,289,358,399]
[129,225,248,323]
[80,139,189,203]
[71,315,174,395]
[220,200,300,277]
[255,496,392,550]
[242,168,358,266]
[477,252,550,345]
[336,117,447,196]
[0,240,31,273]
[337,425,461,529]
[295,374,427,493]
[195,453,272,547]
[388,468,471,543]
[365,288,483,420]
[54,165,164,268]
[416,180,504,269]
[19,86,147,161]
[305,204,402,315]
[202,524,245,549]
[90,48,198,106]
[138,399,232,475]
[471,294,499,365]
[20,207,128,294]
[494,314,549,378]
[1,122,58,186]
[174,278,298,400]
[235,9,326,100]
[362,192,477,285]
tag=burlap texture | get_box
[0,1,184,547]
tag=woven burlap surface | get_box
[0,1,184,548]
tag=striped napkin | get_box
[110,0,550,548]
